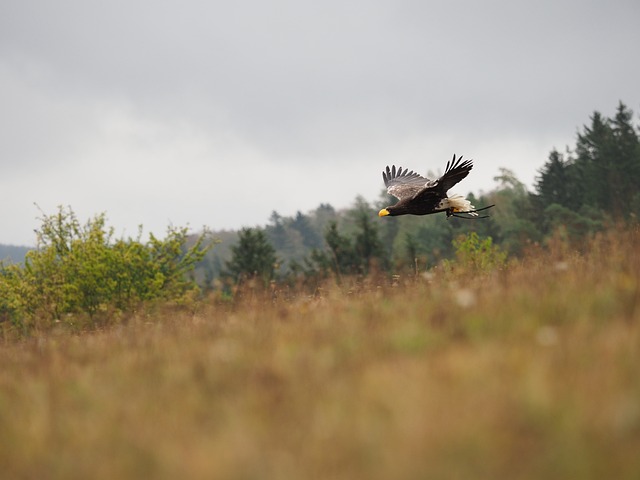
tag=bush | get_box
[0,206,212,332]
[443,232,507,275]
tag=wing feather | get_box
[383,165,431,201]
[382,154,473,202]
[435,154,473,192]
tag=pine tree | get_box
[223,228,277,285]
[568,103,640,217]
[323,221,357,277]
[535,149,574,208]
[291,211,323,249]
[352,204,385,274]
[403,232,420,274]
[265,211,289,251]
[609,103,640,214]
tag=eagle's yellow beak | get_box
[378,208,390,217]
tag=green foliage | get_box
[535,150,578,210]
[350,197,386,274]
[290,198,387,283]
[291,211,323,249]
[443,232,507,275]
[261,205,340,276]
[222,227,278,286]
[403,232,420,273]
[193,101,640,285]
[3,227,640,479]
[299,221,357,281]
[535,102,640,221]
[0,206,212,331]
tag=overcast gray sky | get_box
[1,0,639,246]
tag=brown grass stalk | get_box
[1,228,639,479]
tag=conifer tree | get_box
[535,149,574,208]
[533,102,640,228]
[265,211,289,251]
[352,205,385,274]
[574,110,616,210]
[223,228,277,285]
[291,211,323,249]
[609,103,640,213]
[323,221,357,277]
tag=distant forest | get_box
[3,102,639,287]
[198,102,640,288]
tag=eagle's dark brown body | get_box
[379,155,476,217]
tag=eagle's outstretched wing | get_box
[382,165,434,201]
[435,154,473,192]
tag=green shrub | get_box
[443,232,507,275]
[0,206,212,331]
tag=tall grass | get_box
[1,228,639,479]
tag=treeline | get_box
[533,102,640,237]
[2,102,638,331]
[210,102,640,288]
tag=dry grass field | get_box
[1,229,640,479]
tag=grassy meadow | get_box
[1,229,640,479]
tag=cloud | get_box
[1,0,639,245]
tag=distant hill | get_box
[0,244,31,264]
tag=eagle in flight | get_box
[379,154,492,218]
